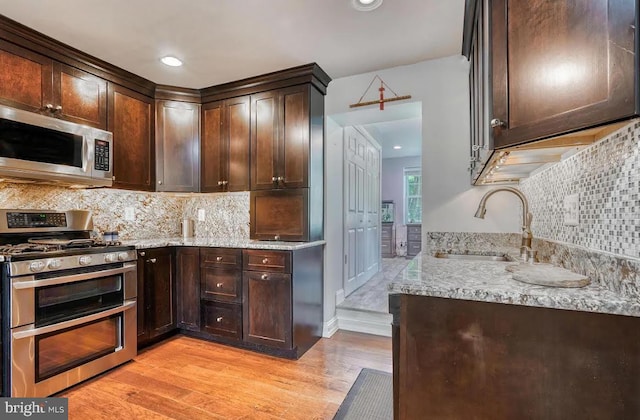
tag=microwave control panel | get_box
[94,140,110,171]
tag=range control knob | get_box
[104,253,117,263]
[117,252,130,262]
[29,260,45,272]
[47,259,62,269]
[79,256,92,266]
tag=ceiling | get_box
[363,118,422,159]
[0,0,465,88]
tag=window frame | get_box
[403,167,422,224]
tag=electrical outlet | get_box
[564,194,579,226]
[197,208,206,221]
[124,206,135,221]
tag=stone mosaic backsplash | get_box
[0,183,250,241]
[520,119,640,260]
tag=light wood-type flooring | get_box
[59,331,392,419]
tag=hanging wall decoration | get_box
[349,75,412,110]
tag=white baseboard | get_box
[322,316,339,338]
[336,288,345,305]
[336,308,392,337]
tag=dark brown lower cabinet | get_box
[242,270,292,349]
[390,294,640,420]
[176,247,201,332]
[137,248,177,348]
[242,247,323,358]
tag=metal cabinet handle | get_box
[148,258,157,263]
[216,317,223,322]
[490,118,506,128]
[139,251,146,257]
[261,274,268,280]
[222,180,228,185]
[54,105,63,113]
[216,256,223,262]
[262,258,269,264]
[158,181,163,185]
[274,235,280,240]
[272,176,277,182]
[277,176,284,182]
[216,282,223,288]
[218,181,223,186]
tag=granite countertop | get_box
[121,237,325,251]
[388,250,640,317]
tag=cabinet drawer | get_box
[408,232,422,242]
[201,267,242,303]
[407,226,422,234]
[381,230,392,239]
[243,250,291,273]
[381,243,391,252]
[408,242,422,254]
[200,248,242,268]
[201,301,242,340]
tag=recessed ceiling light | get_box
[352,0,383,12]
[160,56,183,67]
[393,145,402,150]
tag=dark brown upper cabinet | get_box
[251,85,310,190]
[156,100,201,192]
[108,83,155,191]
[465,0,638,150]
[0,40,107,129]
[201,96,251,192]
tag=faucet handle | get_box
[526,249,538,264]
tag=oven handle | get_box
[12,263,137,290]
[12,300,136,340]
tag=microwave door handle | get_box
[12,263,137,290]
[83,136,91,174]
[12,300,136,340]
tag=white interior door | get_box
[344,126,381,297]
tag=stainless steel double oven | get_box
[0,209,137,397]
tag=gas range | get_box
[0,209,136,271]
[0,209,138,397]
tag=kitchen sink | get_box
[433,252,514,262]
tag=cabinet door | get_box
[156,100,200,192]
[54,62,107,129]
[0,40,53,113]
[109,84,155,191]
[279,85,309,188]
[176,247,201,332]
[226,96,251,191]
[242,271,292,349]
[136,250,148,346]
[201,101,225,192]
[251,90,279,190]
[491,0,636,148]
[146,248,176,338]
[250,189,309,241]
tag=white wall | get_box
[322,55,523,332]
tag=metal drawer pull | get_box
[216,256,223,262]
[262,258,269,264]
[216,317,223,322]
[139,251,146,257]
[261,274,268,280]
[216,282,223,288]
[149,258,157,263]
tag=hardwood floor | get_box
[59,331,392,419]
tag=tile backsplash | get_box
[520,119,640,260]
[0,183,250,240]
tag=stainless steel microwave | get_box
[0,104,113,187]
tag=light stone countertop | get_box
[121,237,325,251]
[388,250,640,317]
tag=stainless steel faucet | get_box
[474,186,533,260]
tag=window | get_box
[404,167,422,224]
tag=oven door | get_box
[10,262,137,328]
[10,300,136,397]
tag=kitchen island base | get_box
[390,294,640,419]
